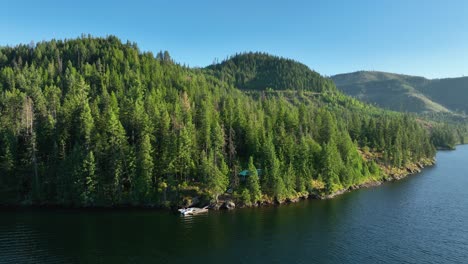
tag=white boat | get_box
[178,207,208,216]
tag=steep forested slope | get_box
[0,37,436,207]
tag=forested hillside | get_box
[332,71,468,115]
[206,52,336,92]
[419,76,468,114]
[0,36,437,207]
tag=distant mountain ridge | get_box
[332,71,468,114]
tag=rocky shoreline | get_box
[0,158,436,212]
[211,158,436,210]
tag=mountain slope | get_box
[332,71,468,114]
[419,77,468,114]
[332,71,427,87]
[0,37,437,207]
[332,71,451,113]
[206,52,336,92]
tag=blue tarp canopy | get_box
[239,170,249,177]
[238,169,262,178]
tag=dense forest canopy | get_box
[0,36,445,207]
[206,52,336,92]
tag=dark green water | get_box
[2,146,468,264]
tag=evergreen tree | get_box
[321,140,342,194]
[134,133,153,202]
[200,151,228,201]
[80,150,96,205]
[247,156,262,204]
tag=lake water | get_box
[1,146,468,264]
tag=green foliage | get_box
[235,188,252,206]
[430,125,457,150]
[200,151,229,201]
[246,157,262,204]
[0,36,438,206]
[321,140,342,194]
[79,151,97,205]
[332,71,449,114]
[134,133,153,202]
[333,71,468,118]
[206,52,336,92]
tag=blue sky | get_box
[2,0,468,78]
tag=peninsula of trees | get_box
[0,36,454,208]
